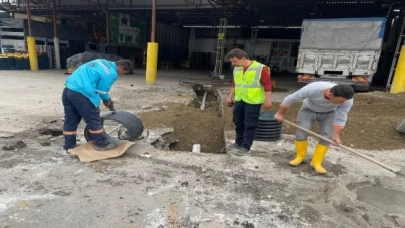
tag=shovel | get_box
[282,119,405,176]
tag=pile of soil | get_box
[137,103,182,129]
[170,105,225,153]
[224,91,405,150]
[342,92,405,150]
[138,102,225,153]
[140,90,405,151]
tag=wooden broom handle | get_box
[282,119,398,173]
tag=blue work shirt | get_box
[65,59,118,107]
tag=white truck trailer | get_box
[296,17,387,91]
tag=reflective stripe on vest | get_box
[234,66,263,88]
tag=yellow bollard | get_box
[390,45,405,93]
[145,42,159,85]
[26,36,38,71]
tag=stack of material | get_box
[254,112,282,141]
[47,45,55,69]
[66,50,123,74]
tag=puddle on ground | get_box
[356,186,405,215]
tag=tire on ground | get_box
[84,111,144,142]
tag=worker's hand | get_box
[332,136,342,146]
[274,112,284,122]
[263,100,272,109]
[225,97,234,107]
[103,100,112,108]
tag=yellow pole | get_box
[26,0,38,71]
[27,37,38,71]
[146,0,158,85]
[146,42,158,84]
[390,45,405,93]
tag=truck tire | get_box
[353,85,370,92]
[84,111,144,142]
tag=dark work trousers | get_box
[62,88,109,150]
[233,100,262,150]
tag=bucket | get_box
[219,74,225,80]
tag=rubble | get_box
[2,140,27,150]
[0,132,14,139]
[38,128,63,136]
[37,135,52,140]
[66,50,123,69]
[39,140,51,147]
[140,152,153,159]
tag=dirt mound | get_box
[223,91,405,150]
[138,100,225,154]
[342,92,405,150]
[170,105,225,153]
[355,91,405,105]
[66,50,123,68]
[140,90,405,151]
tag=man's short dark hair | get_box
[115,59,134,72]
[330,84,355,99]
[225,48,249,60]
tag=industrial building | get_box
[0,0,403,90]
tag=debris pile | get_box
[139,85,226,153]
[66,50,123,73]
[3,140,27,151]
[223,91,405,150]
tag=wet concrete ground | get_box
[0,69,405,228]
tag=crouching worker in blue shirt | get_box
[62,59,133,153]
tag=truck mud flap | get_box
[353,85,371,92]
[84,111,144,142]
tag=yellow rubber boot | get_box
[289,140,308,166]
[310,144,329,174]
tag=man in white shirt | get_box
[274,82,354,174]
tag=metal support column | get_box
[212,18,227,79]
[52,0,61,69]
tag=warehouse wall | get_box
[193,37,300,72]
[194,38,299,55]
[155,22,189,49]
[25,0,215,7]
[153,22,190,68]
[194,28,302,39]
[23,20,88,41]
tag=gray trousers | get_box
[296,107,335,146]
